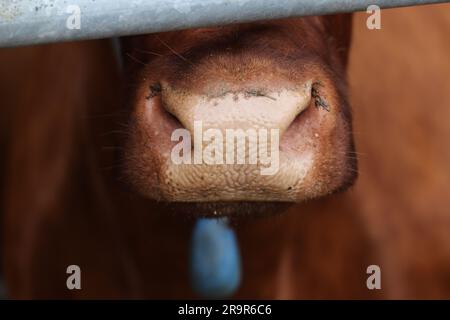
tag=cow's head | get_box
[120,15,356,215]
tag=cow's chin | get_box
[160,201,292,218]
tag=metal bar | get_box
[0,0,448,47]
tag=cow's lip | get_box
[161,201,292,217]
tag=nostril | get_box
[280,83,313,138]
[163,102,185,129]
[146,82,186,129]
[281,81,334,151]
[283,81,330,140]
[143,82,187,150]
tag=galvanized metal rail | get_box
[0,0,448,47]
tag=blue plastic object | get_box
[190,218,241,299]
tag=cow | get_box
[0,3,450,299]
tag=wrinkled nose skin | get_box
[122,16,357,208]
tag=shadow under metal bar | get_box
[0,0,449,47]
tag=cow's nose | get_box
[129,76,342,203]
[161,82,313,138]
